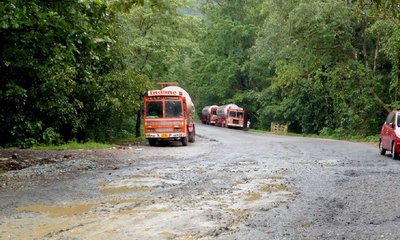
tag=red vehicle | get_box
[379,110,400,159]
[201,105,218,125]
[215,104,244,128]
[144,85,195,146]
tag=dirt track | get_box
[0,124,399,239]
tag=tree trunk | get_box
[373,39,379,73]
[135,106,142,138]
[363,29,369,68]
[371,89,391,113]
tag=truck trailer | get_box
[201,105,218,125]
[216,104,244,128]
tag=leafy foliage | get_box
[189,0,264,125]
[1,0,400,147]
[191,0,399,137]
[0,0,201,147]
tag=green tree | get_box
[252,0,386,135]
[190,0,264,122]
[113,0,201,136]
[0,0,118,147]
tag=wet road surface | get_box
[1,124,399,239]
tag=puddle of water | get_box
[194,167,207,174]
[132,217,146,223]
[274,168,288,174]
[119,208,168,215]
[301,221,314,228]
[107,198,145,204]
[175,236,195,240]
[234,180,245,185]
[229,209,249,218]
[129,174,147,178]
[34,221,71,237]
[100,186,152,195]
[17,204,95,217]
[260,183,290,193]
[160,231,176,237]
[97,180,108,187]
[244,192,262,202]
[269,176,283,180]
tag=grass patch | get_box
[249,129,379,143]
[112,135,147,146]
[30,135,147,150]
[30,127,148,150]
[32,141,113,150]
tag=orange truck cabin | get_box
[144,86,195,146]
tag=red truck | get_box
[216,104,245,128]
[201,105,218,125]
[144,85,195,146]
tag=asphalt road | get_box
[1,124,399,240]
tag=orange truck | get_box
[144,84,195,146]
[215,104,245,128]
[201,105,218,125]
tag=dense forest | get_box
[0,0,399,147]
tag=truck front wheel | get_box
[189,129,195,143]
[148,139,157,146]
[181,137,188,146]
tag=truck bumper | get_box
[146,133,186,139]
[227,124,243,128]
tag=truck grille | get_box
[147,121,181,126]
[156,128,174,132]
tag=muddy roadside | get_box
[0,145,145,189]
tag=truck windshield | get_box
[165,101,183,118]
[237,112,244,118]
[146,101,162,118]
